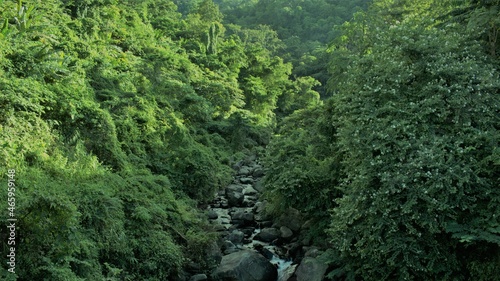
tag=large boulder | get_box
[304,246,321,258]
[207,209,219,220]
[222,240,238,255]
[253,201,271,222]
[242,185,258,196]
[226,184,244,207]
[274,208,303,232]
[252,165,265,178]
[228,230,245,245]
[295,257,328,281]
[232,210,254,223]
[254,228,280,243]
[279,226,294,240]
[253,201,267,214]
[211,250,277,281]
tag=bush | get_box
[328,21,500,280]
[263,103,343,239]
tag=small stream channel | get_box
[243,228,294,280]
[206,158,297,281]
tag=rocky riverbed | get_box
[186,157,330,281]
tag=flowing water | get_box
[271,255,294,281]
[243,228,295,281]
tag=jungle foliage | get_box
[0,0,319,279]
[178,0,370,96]
[1,0,499,280]
[263,0,500,279]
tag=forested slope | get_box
[263,0,500,280]
[0,0,318,279]
[176,0,370,96]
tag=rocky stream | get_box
[187,157,330,281]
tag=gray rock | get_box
[226,184,244,207]
[280,226,294,240]
[207,209,218,220]
[224,247,240,255]
[243,196,258,207]
[211,250,277,281]
[226,184,243,192]
[189,274,208,281]
[253,201,266,213]
[239,177,254,184]
[243,185,258,195]
[301,236,312,246]
[254,228,280,243]
[186,261,202,272]
[286,242,303,259]
[222,240,239,255]
[222,240,235,249]
[219,217,232,225]
[238,166,253,176]
[212,210,231,226]
[254,244,274,260]
[240,227,255,236]
[232,210,254,222]
[275,208,303,232]
[232,160,244,170]
[231,220,245,228]
[228,230,245,245]
[295,257,328,281]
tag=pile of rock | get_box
[186,156,330,281]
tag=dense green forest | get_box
[178,0,370,95]
[1,0,499,280]
[263,0,500,280]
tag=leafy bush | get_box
[328,19,500,280]
[263,103,343,239]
